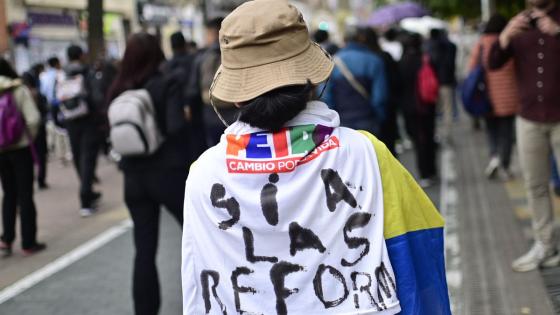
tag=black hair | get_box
[363,28,382,53]
[313,30,329,43]
[205,17,224,30]
[0,58,19,79]
[170,31,187,51]
[32,63,44,73]
[430,28,443,39]
[238,82,313,132]
[384,28,399,41]
[67,45,84,61]
[187,41,197,50]
[402,32,423,53]
[47,57,60,68]
[484,14,508,34]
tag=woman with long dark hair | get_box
[107,33,194,315]
[0,58,45,257]
[468,14,520,179]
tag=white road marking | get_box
[440,147,463,314]
[0,219,133,305]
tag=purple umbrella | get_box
[367,2,429,27]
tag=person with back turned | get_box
[181,1,451,314]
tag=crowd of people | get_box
[320,24,457,188]
[0,0,558,313]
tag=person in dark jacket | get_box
[313,29,340,55]
[23,63,50,188]
[163,32,207,157]
[399,33,438,188]
[60,45,103,217]
[426,28,457,144]
[0,58,46,257]
[90,57,117,157]
[363,27,401,156]
[107,32,194,315]
[185,17,236,147]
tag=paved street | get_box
[0,117,560,314]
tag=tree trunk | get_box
[0,0,8,54]
[481,0,496,21]
[87,0,105,63]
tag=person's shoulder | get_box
[337,128,385,155]
[185,145,225,189]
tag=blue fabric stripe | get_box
[386,227,451,315]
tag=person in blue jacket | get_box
[322,26,388,136]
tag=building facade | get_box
[2,0,137,73]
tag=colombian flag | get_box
[360,131,452,315]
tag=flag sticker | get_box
[226,125,339,173]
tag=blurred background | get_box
[0,0,559,315]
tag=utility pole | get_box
[87,0,105,62]
[481,0,496,21]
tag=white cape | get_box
[182,101,400,315]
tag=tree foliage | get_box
[418,0,526,19]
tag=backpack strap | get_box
[334,57,370,100]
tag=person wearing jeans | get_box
[489,0,560,272]
[469,14,520,180]
[0,58,46,257]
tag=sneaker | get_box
[80,207,98,218]
[512,241,560,272]
[0,241,12,258]
[498,168,514,182]
[419,178,435,189]
[22,243,46,257]
[485,156,500,179]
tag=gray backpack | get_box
[108,89,164,156]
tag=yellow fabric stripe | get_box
[359,131,445,239]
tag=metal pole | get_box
[481,0,496,21]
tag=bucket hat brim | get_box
[210,42,334,104]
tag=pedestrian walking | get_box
[313,29,340,55]
[323,26,388,135]
[399,33,438,188]
[186,17,237,147]
[90,57,117,158]
[57,45,103,217]
[0,58,46,257]
[107,32,195,315]
[380,28,404,62]
[468,14,520,180]
[163,31,207,158]
[181,1,451,314]
[23,63,50,189]
[363,27,401,156]
[488,0,560,272]
[426,28,457,145]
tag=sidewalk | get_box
[0,157,128,290]
[445,120,557,315]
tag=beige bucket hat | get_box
[209,0,334,104]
